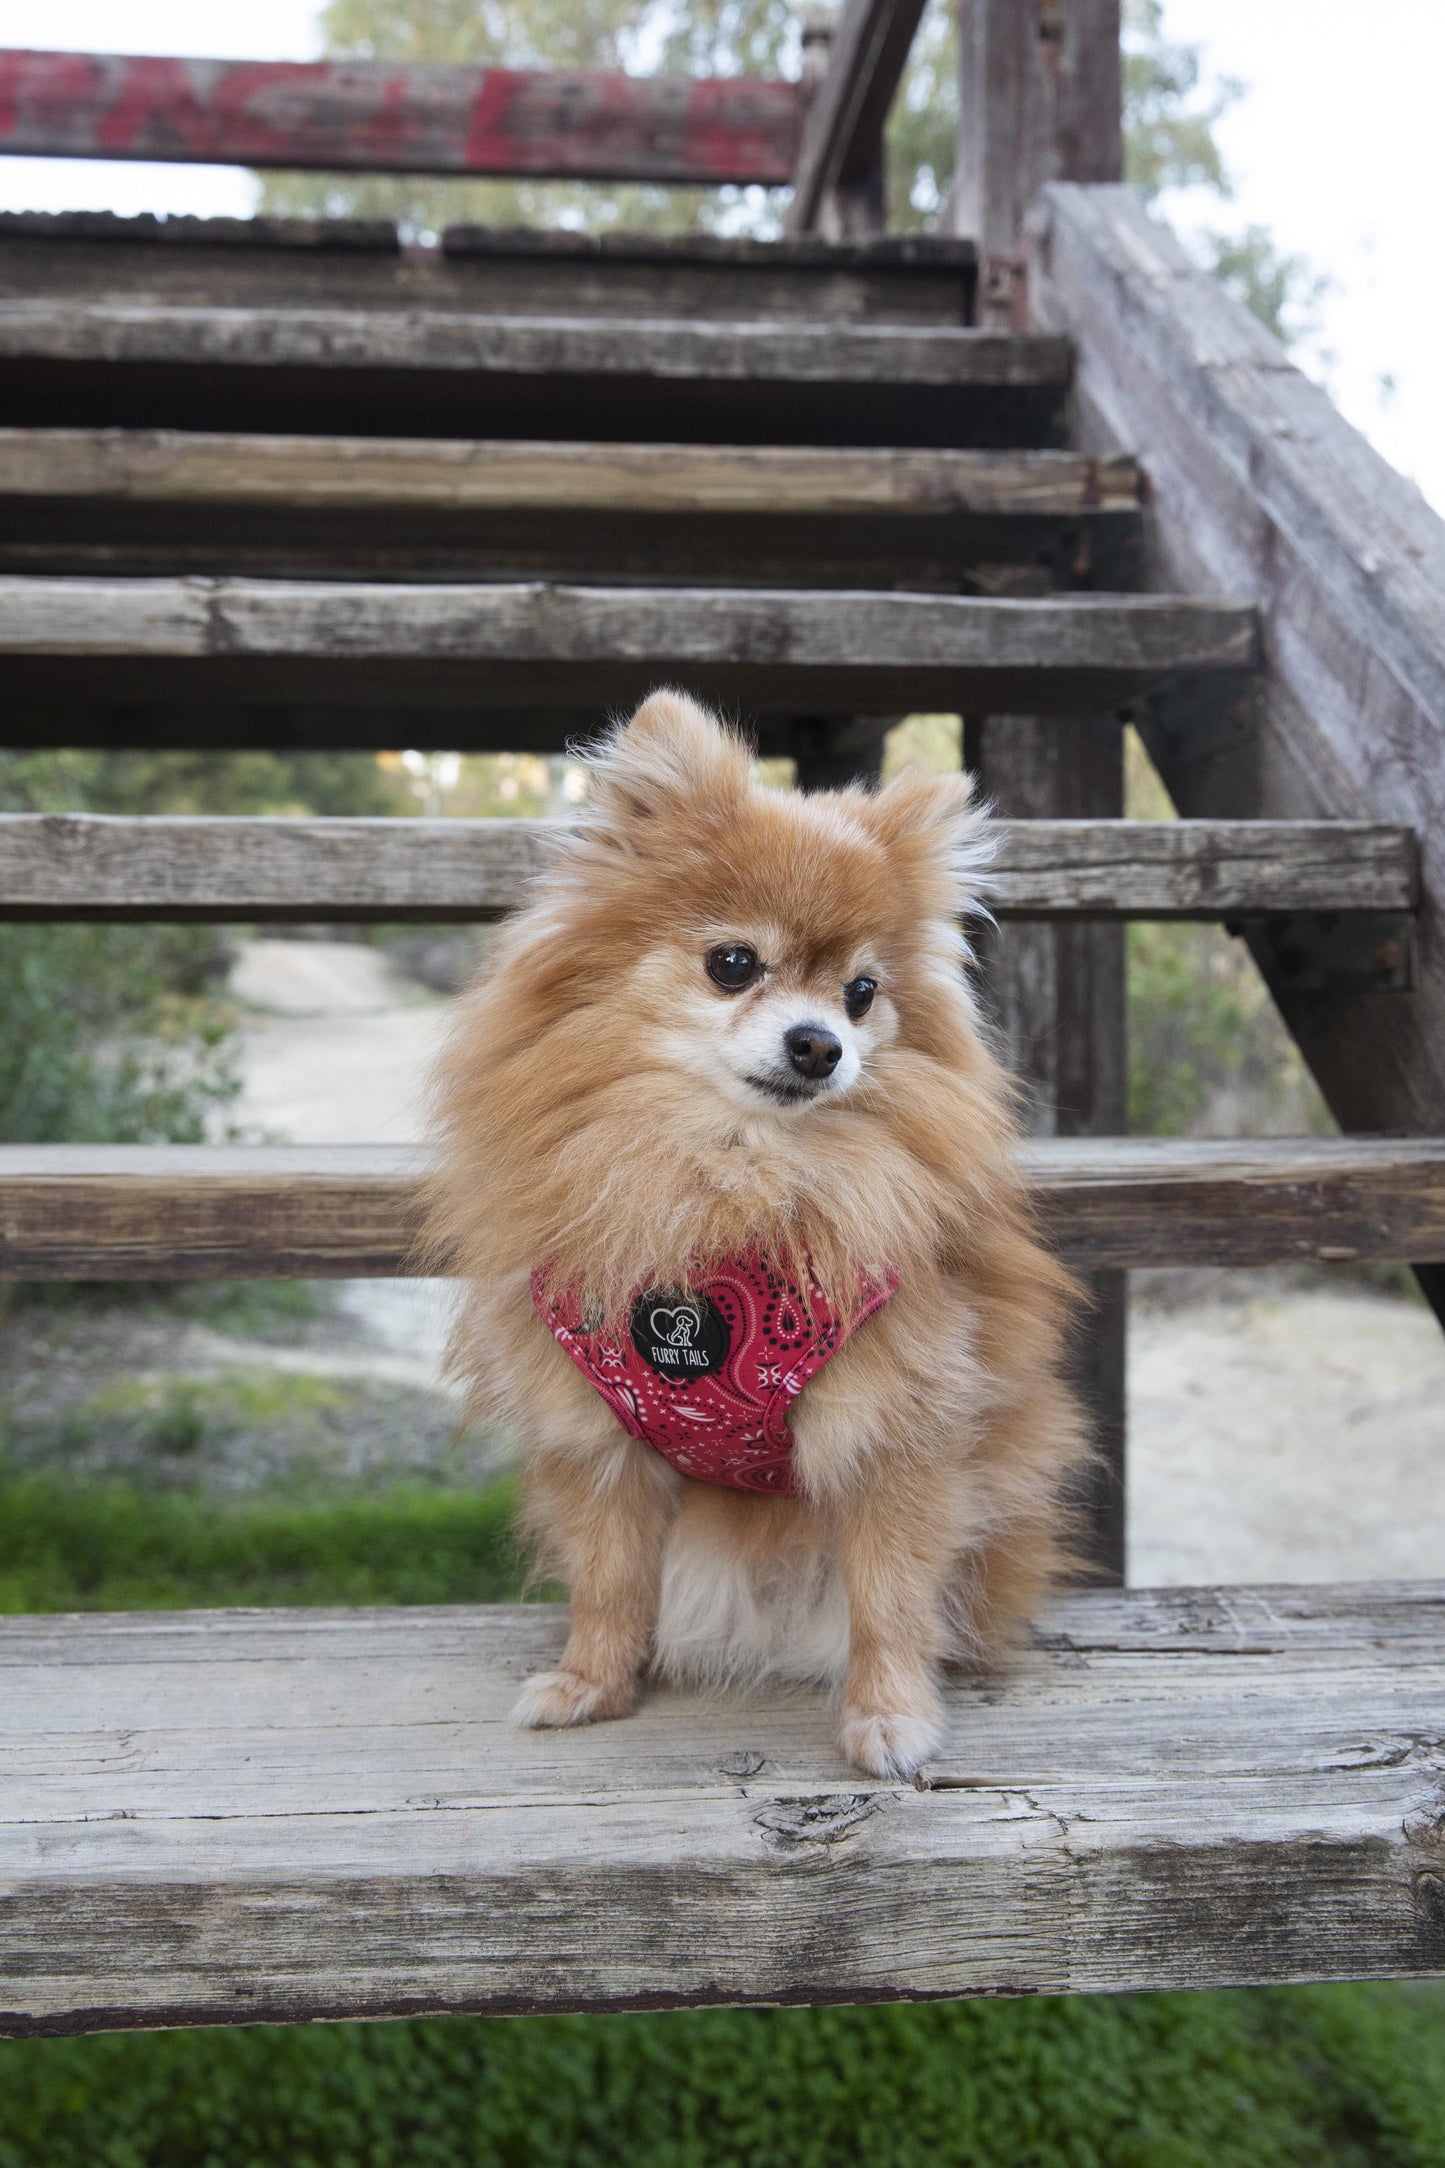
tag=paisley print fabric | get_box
[533,1255,899,1496]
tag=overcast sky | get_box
[1,0,1440,513]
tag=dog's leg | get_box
[835,1471,953,1780]
[512,1441,672,1730]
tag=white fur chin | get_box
[837,1708,941,1781]
[651,1517,850,1690]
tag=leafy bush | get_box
[1125,919,1328,1138]
[2,1984,1443,2168]
[0,921,239,1145]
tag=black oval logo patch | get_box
[629,1289,730,1380]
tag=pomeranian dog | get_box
[429,690,1086,1779]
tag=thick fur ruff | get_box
[428,691,1088,1777]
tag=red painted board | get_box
[0,50,802,185]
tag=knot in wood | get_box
[1412,1869,1445,1939]
[753,1792,880,1853]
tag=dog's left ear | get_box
[860,768,993,916]
[581,689,751,852]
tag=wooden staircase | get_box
[1,8,1443,2032]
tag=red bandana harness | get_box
[532,1255,898,1496]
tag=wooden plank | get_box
[0,434,1142,585]
[1,1137,1441,1280]
[0,312,1064,447]
[0,429,1139,517]
[0,215,978,334]
[0,813,1412,923]
[1033,184,1445,1325]
[2,1583,1442,2032]
[0,577,1258,718]
[0,49,801,186]
[953,0,1122,324]
[786,0,929,238]
[0,305,1069,387]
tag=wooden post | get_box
[953,0,1122,323]
[965,717,1127,1581]
[788,0,930,239]
[954,2,1127,1577]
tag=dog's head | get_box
[534,690,991,1124]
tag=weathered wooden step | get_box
[0,813,1412,922]
[0,577,1256,725]
[4,1582,1442,2031]
[3,1137,1441,1279]
[0,212,978,326]
[0,430,1140,516]
[0,303,1067,446]
[0,428,1140,586]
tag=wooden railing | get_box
[1032,179,1445,1324]
[0,48,801,187]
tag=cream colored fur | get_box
[428,691,1088,1779]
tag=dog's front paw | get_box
[838,1706,942,1781]
[511,1667,637,1729]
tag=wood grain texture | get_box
[0,215,977,332]
[954,0,1121,321]
[967,715,1129,1582]
[0,305,1068,387]
[1,1137,1441,1279]
[1033,183,1445,1144]
[0,813,1410,921]
[786,0,929,236]
[0,49,801,186]
[0,577,1258,719]
[2,1583,1441,2031]
[0,428,1139,516]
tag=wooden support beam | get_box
[0,48,801,186]
[0,429,1139,518]
[967,714,1127,1578]
[3,1582,1443,2031]
[1,1137,1441,1281]
[786,0,930,239]
[0,577,1259,720]
[0,813,1413,923]
[1032,182,1445,1325]
[954,1,1122,323]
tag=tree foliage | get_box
[1122,0,1325,345]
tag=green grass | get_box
[2,1986,1444,2167]
[0,1471,530,1613]
[0,1466,1441,2167]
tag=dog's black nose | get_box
[785,1024,843,1080]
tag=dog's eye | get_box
[844,975,877,1020]
[706,943,761,992]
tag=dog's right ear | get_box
[578,689,751,852]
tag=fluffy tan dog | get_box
[429,691,1086,1779]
